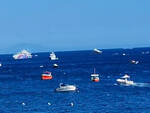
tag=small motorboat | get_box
[91,68,100,82]
[93,48,102,54]
[41,71,52,80]
[50,52,58,60]
[56,83,76,92]
[53,64,58,68]
[116,74,134,85]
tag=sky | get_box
[0,0,150,53]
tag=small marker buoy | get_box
[48,102,51,106]
[22,102,26,106]
[123,53,126,56]
[70,102,74,107]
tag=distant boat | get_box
[56,83,76,92]
[91,68,100,82]
[131,60,139,64]
[53,64,58,68]
[41,71,52,80]
[116,74,134,85]
[93,48,102,54]
[49,52,58,60]
[13,50,32,60]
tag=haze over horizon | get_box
[0,0,150,54]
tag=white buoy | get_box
[48,102,51,106]
[70,102,74,107]
[40,65,44,68]
[22,102,26,106]
[122,53,126,56]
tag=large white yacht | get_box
[13,50,32,60]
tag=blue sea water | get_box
[1,48,150,113]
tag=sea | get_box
[1,48,150,113]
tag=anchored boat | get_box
[116,74,134,85]
[50,52,58,60]
[91,68,100,82]
[93,48,102,54]
[53,64,59,68]
[56,83,76,92]
[41,71,52,80]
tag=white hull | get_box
[94,48,102,54]
[56,85,76,92]
[116,79,134,85]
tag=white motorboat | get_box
[49,52,58,60]
[56,83,76,92]
[116,74,134,85]
[53,63,58,68]
[93,48,102,54]
[13,50,32,60]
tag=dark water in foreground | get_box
[1,48,150,113]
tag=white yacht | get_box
[56,83,76,92]
[13,50,32,60]
[116,74,134,85]
[93,48,102,54]
[49,52,58,60]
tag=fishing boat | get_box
[49,52,58,60]
[41,71,52,80]
[91,68,100,82]
[116,74,134,85]
[13,50,32,60]
[93,48,102,54]
[56,83,76,92]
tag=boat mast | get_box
[94,68,96,74]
